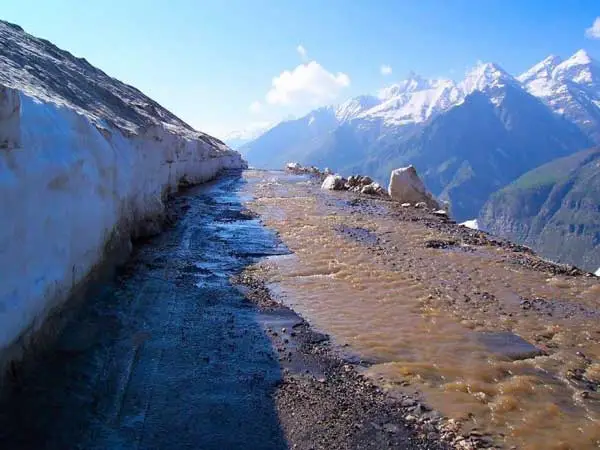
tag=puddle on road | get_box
[242,170,600,449]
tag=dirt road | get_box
[0,172,444,449]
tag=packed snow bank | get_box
[0,87,245,367]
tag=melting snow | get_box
[0,20,245,354]
[460,219,480,230]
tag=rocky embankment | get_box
[286,161,444,210]
[0,21,245,378]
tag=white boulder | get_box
[321,174,345,190]
[388,165,440,209]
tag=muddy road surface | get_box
[0,172,445,450]
[246,170,600,450]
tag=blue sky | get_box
[3,1,600,137]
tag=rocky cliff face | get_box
[0,21,245,368]
[479,148,600,272]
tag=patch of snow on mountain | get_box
[460,62,518,104]
[460,219,480,230]
[553,50,600,89]
[363,77,462,125]
[377,74,433,100]
[517,55,562,98]
[521,49,600,141]
[518,55,562,84]
[335,95,381,121]
[222,122,274,149]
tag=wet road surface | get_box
[0,173,290,449]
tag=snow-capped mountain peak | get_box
[553,49,599,87]
[377,73,436,100]
[517,55,563,97]
[517,54,562,84]
[223,122,274,141]
[366,75,462,126]
[563,49,594,67]
[460,61,516,95]
[222,122,275,149]
[519,49,600,142]
[335,95,381,121]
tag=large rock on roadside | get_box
[321,174,345,190]
[388,165,440,209]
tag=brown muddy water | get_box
[243,170,600,450]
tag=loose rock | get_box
[388,165,440,209]
[321,174,346,190]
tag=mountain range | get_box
[237,50,600,271]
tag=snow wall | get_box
[0,86,246,373]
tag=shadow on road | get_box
[0,173,291,450]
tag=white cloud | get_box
[249,101,262,113]
[265,61,350,107]
[297,44,307,60]
[585,17,600,39]
[380,64,392,76]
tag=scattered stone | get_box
[383,423,400,433]
[361,182,385,195]
[474,331,544,360]
[286,161,303,172]
[347,175,360,187]
[401,398,417,408]
[425,239,458,249]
